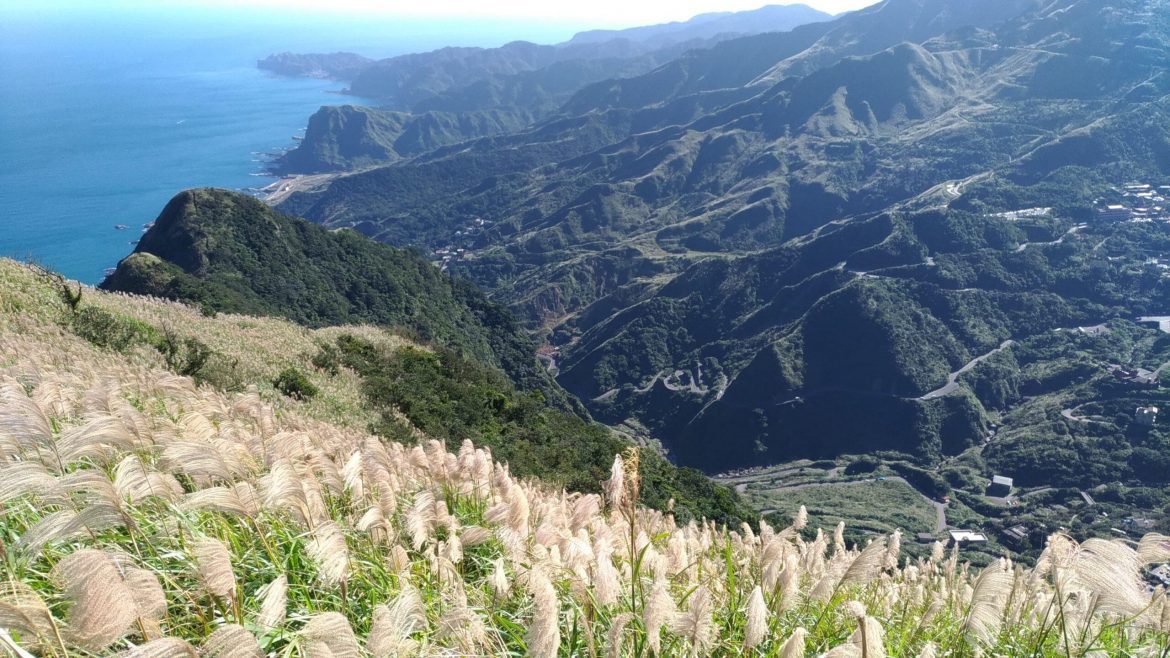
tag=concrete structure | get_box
[1136,406,1159,427]
[916,532,936,544]
[949,530,988,544]
[988,475,1013,497]
[1096,205,1132,222]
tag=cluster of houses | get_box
[1094,182,1170,223]
[1109,364,1160,388]
[432,217,493,270]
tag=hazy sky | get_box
[4,0,880,29]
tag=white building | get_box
[1096,205,1132,222]
[949,530,988,544]
[1136,406,1159,427]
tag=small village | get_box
[1094,181,1170,223]
[432,216,492,270]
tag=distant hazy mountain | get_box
[257,51,372,79]
[259,4,832,132]
[567,4,831,47]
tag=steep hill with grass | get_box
[2,259,1169,657]
[7,258,749,523]
[100,188,565,406]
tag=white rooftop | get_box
[949,530,988,543]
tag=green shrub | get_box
[273,367,319,401]
[155,328,213,379]
[70,306,155,352]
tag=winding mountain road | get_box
[918,339,1015,400]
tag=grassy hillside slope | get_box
[1,261,1169,656]
[12,258,748,522]
[100,188,563,407]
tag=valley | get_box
[10,1,1170,654]
[252,0,1170,558]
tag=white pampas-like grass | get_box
[777,627,808,658]
[0,582,56,653]
[605,612,633,658]
[255,575,287,632]
[672,585,715,656]
[308,520,350,587]
[50,549,145,652]
[114,637,197,657]
[193,538,237,600]
[112,454,182,504]
[300,612,361,658]
[1071,538,1150,616]
[1138,533,1170,565]
[603,453,625,512]
[849,615,887,658]
[743,585,768,649]
[962,562,1014,646]
[526,568,560,658]
[201,624,262,658]
[366,584,425,656]
[643,576,678,656]
[0,460,56,504]
[180,482,261,518]
[490,557,511,599]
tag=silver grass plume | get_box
[0,582,57,653]
[743,585,768,649]
[841,537,890,588]
[792,505,808,531]
[777,627,808,658]
[962,562,1014,646]
[605,612,633,658]
[308,520,350,587]
[113,454,182,503]
[201,624,262,658]
[671,585,715,656]
[643,576,678,656]
[885,530,902,570]
[367,584,425,657]
[300,612,360,658]
[846,607,887,658]
[193,537,237,600]
[180,482,260,518]
[255,575,287,632]
[490,557,511,599]
[1072,538,1149,616]
[602,453,625,512]
[526,568,560,658]
[114,637,197,657]
[1138,533,1170,565]
[0,461,56,505]
[50,549,143,652]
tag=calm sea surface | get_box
[0,7,572,283]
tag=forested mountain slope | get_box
[276,0,1170,481]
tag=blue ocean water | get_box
[0,7,574,283]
